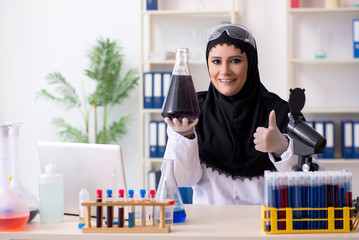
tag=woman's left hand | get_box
[253,110,289,156]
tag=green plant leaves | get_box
[37,37,139,144]
[51,118,88,143]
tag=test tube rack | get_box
[81,200,174,233]
[261,205,359,234]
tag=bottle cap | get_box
[45,160,57,174]
[106,189,112,197]
[128,189,134,198]
[149,189,156,198]
[97,189,102,198]
[119,189,124,198]
[140,189,146,198]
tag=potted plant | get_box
[36,37,139,144]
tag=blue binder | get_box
[314,121,325,159]
[146,0,157,10]
[353,19,359,58]
[342,121,354,159]
[324,121,334,159]
[353,121,359,159]
[157,121,167,158]
[161,72,172,107]
[153,72,162,109]
[144,72,153,108]
[149,121,158,158]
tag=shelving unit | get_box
[139,0,240,187]
[286,2,359,164]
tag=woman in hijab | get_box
[163,24,322,205]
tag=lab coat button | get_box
[235,196,240,201]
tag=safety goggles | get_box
[204,24,256,49]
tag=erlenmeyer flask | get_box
[161,48,200,123]
[8,122,39,223]
[0,123,29,231]
[155,159,186,223]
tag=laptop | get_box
[37,141,128,216]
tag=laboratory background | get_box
[1,0,359,202]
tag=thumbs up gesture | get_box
[253,110,289,156]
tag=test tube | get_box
[279,173,288,230]
[128,189,135,228]
[318,172,326,229]
[106,189,113,228]
[149,189,156,227]
[140,189,146,227]
[118,189,125,228]
[343,170,353,230]
[96,189,103,228]
[338,172,345,229]
[309,173,319,230]
[264,170,271,232]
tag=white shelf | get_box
[302,108,359,114]
[144,60,206,65]
[289,58,359,64]
[142,10,239,16]
[319,159,359,164]
[288,7,359,14]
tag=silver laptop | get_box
[37,141,128,216]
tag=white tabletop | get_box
[0,204,358,240]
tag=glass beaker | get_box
[8,122,39,223]
[0,123,29,231]
[161,48,200,123]
[155,159,186,224]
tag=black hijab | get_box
[195,29,290,180]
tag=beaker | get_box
[8,122,39,223]
[155,159,186,224]
[161,48,200,123]
[0,123,29,231]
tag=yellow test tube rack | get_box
[261,205,359,234]
[81,200,174,233]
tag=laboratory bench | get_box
[0,204,358,240]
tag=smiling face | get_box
[208,43,248,97]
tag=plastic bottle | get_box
[161,48,200,123]
[78,188,89,229]
[0,123,29,231]
[155,159,186,224]
[39,160,64,222]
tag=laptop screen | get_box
[37,141,128,215]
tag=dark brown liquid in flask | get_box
[161,48,200,122]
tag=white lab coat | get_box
[163,127,324,205]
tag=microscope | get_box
[287,88,327,172]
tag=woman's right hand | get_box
[164,117,199,139]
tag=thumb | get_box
[268,110,277,128]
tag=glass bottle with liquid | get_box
[155,159,186,224]
[0,123,29,231]
[8,122,39,223]
[161,48,200,123]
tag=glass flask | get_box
[0,123,29,231]
[161,48,200,123]
[8,122,39,223]
[155,159,186,224]
[314,27,327,59]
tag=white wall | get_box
[0,0,287,198]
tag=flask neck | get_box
[0,124,10,189]
[173,48,191,76]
